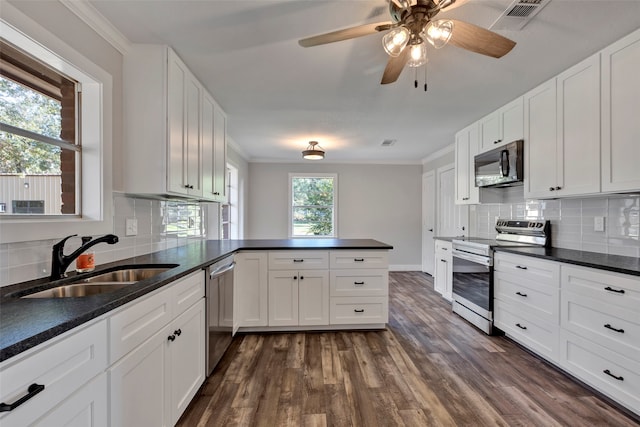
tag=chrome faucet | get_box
[50,234,119,280]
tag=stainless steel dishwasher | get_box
[205,255,236,376]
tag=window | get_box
[289,173,337,238]
[1,40,80,215]
[221,164,239,240]
[0,13,113,243]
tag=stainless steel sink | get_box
[20,265,178,298]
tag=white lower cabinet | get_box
[494,253,640,417]
[433,240,452,300]
[108,270,205,426]
[268,269,329,326]
[0,320,107,427]
[235,252,268,327]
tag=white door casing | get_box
[422,171,436,275]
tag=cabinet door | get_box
[454,123,479,204]
[556,55,601,196]
[201,91,215,201]
[298,270,329,326]
[500,97,524,144]
[479,111,501,152]
[601,29,640,193]
[268,271,299,326]
[235,252,268,327]
[33,374,107,427]
[524,78,558,199]
[167,51,188,196]
[168,299,205,425]
[212,105,227,201]
[109,325,170,427]
[185,74,202,197]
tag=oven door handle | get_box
[452,249,491,266]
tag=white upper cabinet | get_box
[526,54,602,199]
[454,122,479,204]
[601,29,640,193]
[479,97,523,152]
[123,44,226,201]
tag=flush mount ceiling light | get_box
[302,141,325,160]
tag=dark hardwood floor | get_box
[177,272,639,426]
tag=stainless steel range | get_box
[451,219,551,334]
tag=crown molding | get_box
[421,144,454,165]
[59,0,131,55]
[227,137,250,161]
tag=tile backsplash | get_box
[473,188,640,257]
[0,193,210,287]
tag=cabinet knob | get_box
[549,187,555,191]
[167,334,176,342]
[494,139,502,144]
[555,186,561,190]
[300,276,304,280]
[293,276,297,280]
[174,329,182,336]
[428,228,433,232]
[440,259,447,263]
[462,197,469,201]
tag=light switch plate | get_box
[594,216,605,232]
[126,218,138,236]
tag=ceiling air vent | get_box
[381,139,396,147]
[490,0,551,31]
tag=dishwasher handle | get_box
[209,261,235,279]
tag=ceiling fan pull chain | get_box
[414,68,418,88]
[424,65,428,92]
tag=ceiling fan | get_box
[298,0,517,85]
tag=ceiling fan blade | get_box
[448,19,516,58]
[438,0,471,12]
[381,47,410,84]
[298,21,392,48]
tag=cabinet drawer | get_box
[171,271,205,317]
[434,240,452,255]
[330,269,388,297]
[0,320,107,427]
[494,253,560,285]
[268,251,329,270]
[561,265,640,311]
[494,299,558,361]
[560,330,640,414]
[494,272,559,323]
[329,251,389,269]
[561,290,640,362]
[330,297,388,325]
[109,286,172,363]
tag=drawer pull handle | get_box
[603,369,624,381]
[293,259,304,263]
[354,258,364,262]
[604,324,624,334]
[604,286,625,294]
[440,259,447,263]
[515,323,527,330]
[0,383,45,412]
[515,265,528,270]
[515,291,528,297]
[354,309,365,313]
[354,281,365,286]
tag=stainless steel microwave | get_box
[474,140,524,188]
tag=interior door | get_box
[437,164,468,237]
[422,171,436,275]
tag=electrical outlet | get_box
[594,216,605,232]
[126,218,138,236]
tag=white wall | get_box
[248,162,423,270]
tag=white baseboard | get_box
[389,264,423,271]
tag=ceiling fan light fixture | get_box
[407,41,428,68]
[382,26,410,57]
[423,19,454,49]
[302,141,325,160]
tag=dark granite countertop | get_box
[494,246,640,277]
[0,239,392,363]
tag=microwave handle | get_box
[499,150,510,177]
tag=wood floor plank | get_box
[177,271,639,427]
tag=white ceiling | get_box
[89,0,640,164]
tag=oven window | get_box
[452,257,491,312]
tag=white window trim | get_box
[0,8,113,243]
[288,172,338,239]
